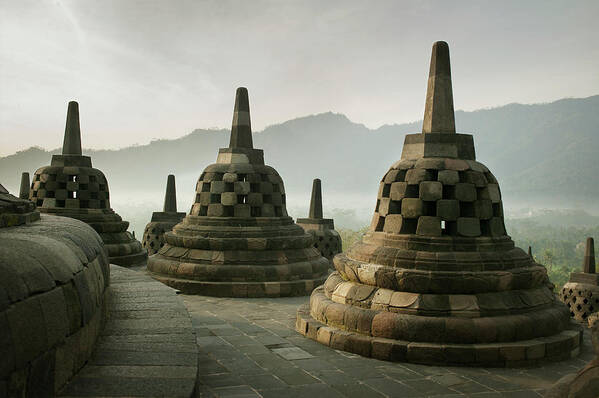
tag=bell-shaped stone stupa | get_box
[1,183,110,395]
[147,88,329,297]
[561,237,598,322]
[296,41,581,366]
[296,178,342,266]
[142,174,186,255]
[30,101,147,267]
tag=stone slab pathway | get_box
[59,265,198,397]
[185,295,593,398]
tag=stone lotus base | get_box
[149,273,328,298]
[41,208,147,267]
[296,294,581,367]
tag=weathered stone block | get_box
[210,181,226,194]
[437,170,459,185]
[390,182,408,201]
[416,216,442,237]
[234,204,251,218]
[457,217,481,237]
[455,183,476,202]
[487,184,501,202]
[489,217,505,236]
[221,192,237,206]
[234,181,250,194]
[436,200,459,221]
[419,181,443,201]
[247,193,263,206]
[383,215,403,234]
[401,199,423,218]
[405,168,432,184]
[473,200,492,220]
[207,204,226,217]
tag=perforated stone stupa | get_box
[296,178,342,265]
[30,101,147,267]
[296,41,582,366]
[561,237,598,322]
[142,174,186,255]
[147,88,329,297]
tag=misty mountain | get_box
[1,95,598,217]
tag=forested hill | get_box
[1,95,598,210]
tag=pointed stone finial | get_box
[19,172,30,200]
[308,178,323,219]
[163,174,177,213]
[62,101,82,155]
[422,41,455,134]
[229,87,253,149]
[583,237,596,274]
[528,246,533,258]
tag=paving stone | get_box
[272,346,314,360]
[331,383,386,398]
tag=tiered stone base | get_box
[149,273,328,297]
[297,290,582,367]
[147,216,330,297]
[40,208,147,267]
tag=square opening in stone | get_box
[492,203,502,217]
[89,175,97,183]
[238,194,248,204]
[225,182,234,192]
[91,192,98,199]
[382,184,391,198]
[400,218,418,234]
[427,170,439,180]
[223,206,234,217]
[405,184,419,198]
[56,199,65,207]
[80,200,89,208]
[263,194,272,204]
[480,219,491,236]
[281,194,286,205]
[273,184,280,192]
[460,202,475,217]
[458,171,467,183]
[374,215,385,232]
[250,183,260,192]
[275,206,283,217]
[59,182,67,189]
[443,185,456,199]
[199,205,208,216]
[423,201,437,216]
[210,193,221,203]
[251,206,262,217]
[238,173,246,182]
[202,182,210,192]
[100,200,106,208]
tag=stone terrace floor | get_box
[185,294,594,398]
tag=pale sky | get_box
[1,0,597,156]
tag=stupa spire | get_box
[308,178,323,219]
[19,172,30,199]
[62,101,82,155]
[229,87,253,149]
[528,246,533,258]
[422,41,455,134]
[163,174,177,212]
[583,237,596,274]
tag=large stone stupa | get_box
[296,41,582,366]
[147,88,330,297]
[30,101,147,267]
[1,182,110,395]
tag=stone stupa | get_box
[296,41,582,366]
[29,101,147,267]
[561,237,598,322]
[1,182,110,395]
[296,178,342,266]
[147,88,329,297]
[142,174,186,255]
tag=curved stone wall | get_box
[0,214,110,396]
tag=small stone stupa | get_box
[296,178,342,265]
[561,237,598,322]
[297,41,581,366]
[147,88,329,297]
[19,172,30,200]
[30,101,147,267]
[142,174,186,255]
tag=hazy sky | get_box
[1,0,597,156]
